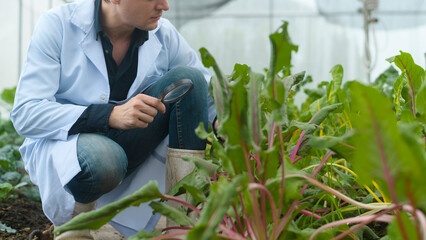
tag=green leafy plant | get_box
[55,22,425,240]
[0,88,40,202]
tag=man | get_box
[10,0,217,238]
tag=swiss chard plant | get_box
[54,22,426,240]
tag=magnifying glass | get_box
[160,78,194,104]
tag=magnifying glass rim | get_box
[160,78,194,104]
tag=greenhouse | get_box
[0,0,425,239]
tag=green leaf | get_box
[415,83,426,115]
[149,201,194,227]
[328,65,343,104]
[187,175,248,240]
[54,181,163,236]
[267,21,298,80]
[387,212,418,240]
[183,183,207,202]
[349,82,426,205]
[387,51,426,114]
[1,87,16,105]
[393,74,408,114]
[246,69,265,149]
[128,229,161,240]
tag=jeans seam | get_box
[176,101,184,148]
[76,152,95,203]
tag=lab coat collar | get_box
[68,0,163,101]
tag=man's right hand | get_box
[108,94,166,130]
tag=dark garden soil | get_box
[0,198,52,240]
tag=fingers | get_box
[135,94,166,114]
[108,94,166,130]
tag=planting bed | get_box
[0,197,51,240]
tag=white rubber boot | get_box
[166,148,205,230]
[55,201,96,240]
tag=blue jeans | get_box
[66,66,208,203]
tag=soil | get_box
[0,198,52,240]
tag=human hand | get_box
[108,94,166,130]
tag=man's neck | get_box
[100,1,133,42]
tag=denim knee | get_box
[66,133,128,203]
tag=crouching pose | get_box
[10,0,217,238]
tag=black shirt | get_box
[68,0,149,135]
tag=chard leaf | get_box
[149,201,194,227]
[187,175,248,240]
[246,68,264,149]
[415,83,426,115]
[387,51,426,115]
[267,21,298,82]
[327,64,343,104]
[54,181,163,236]
[349,82,426,206]
[387,212,418,240]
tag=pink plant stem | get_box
[268,122,276,149]
[290,129,306,163]
[215,76,224,114]
[227,215,238,233]
[232,204,244,235]
[249,153,262,174]
[405,179,422,240]
[299,209,322,220]
[395,58,416,117]
[277,125,286,219]
[333,206,399,240]
[274,201,299,238]
[300,150,333,195]
[249,183,279,225]
[218,224,246,240]
[308,214,395,240]
[151,231,188,240]
[162,195,201,215]
[290,110,320,163]
[365,99,408,240]
[161,226,191,232]
[403,205,426,240]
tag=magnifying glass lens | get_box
[160,79,194,104]
[164,84,191,102]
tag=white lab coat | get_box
[10,0,213,236]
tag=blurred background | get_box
[1,0,426,112]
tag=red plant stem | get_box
[197,159,216,182]
[299,209,322,220]
[249,153,262,174]
[402,205,426,240]
[249,183,279,225]
[396,58,416,117]
[290,110,321,163]
[405,179,422,240]
[227,215,238,234]
[162,195,201,215]
[300,150,333,195]
[274,201,299,238]
[277,125,286,219]
[151,231,188,240]
[161,226,191,232]
[240,194,257,239]
[268,122,276,149]
[309,214,395,240]
[215,76,224,114]
[365,96,408,240]
[232,204,244,235]
[218,223,246,240]
[333,205,399,240]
